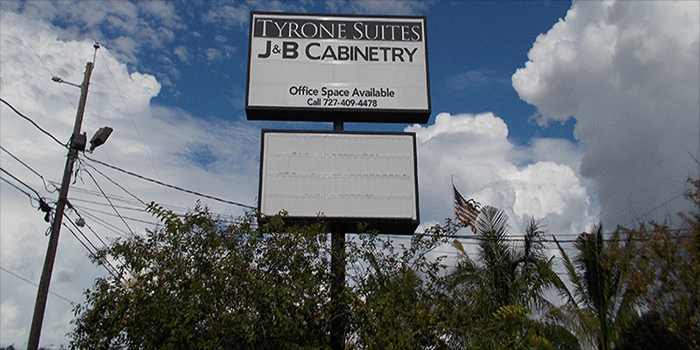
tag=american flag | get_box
[453,184,480,231]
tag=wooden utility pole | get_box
[27,61,94,350]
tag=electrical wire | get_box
[2,10,55,76]
[69,2,101,44]
[69,205,140,280]
[81,160,147,205]
[1,145,59,192]
[63,215,124,283]
[71,204,160,226]
[1,98,67,147]
[101,149,142,208]
[1,175,38,206]
[83,154,257,210]
[76,209,131,238]
[67,204,111,248]
[70,197,147,213]
[81,165,136,236]
[1,8,75,108]
[70,197,248,229]
[621,192,685,228]
[0,266,76,306]
[0,166,44,200]
[63,183,145,207]
[96,49,176,207]
[62,221,122,283]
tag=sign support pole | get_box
[330,119,346,350]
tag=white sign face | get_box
[246,12,430,123]
[259,131,419,225]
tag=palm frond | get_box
[554,236,580,308]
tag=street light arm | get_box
[51,76,82,88]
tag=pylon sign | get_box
[246,12,430,124]
[259,130,419,234]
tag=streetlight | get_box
[89,126,113,152]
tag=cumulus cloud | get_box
[8,0,685,346]
[407,112,596,235]
[1,9,258,347]
[512,1,699,225]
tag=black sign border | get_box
[258,129,420,235]
[246,12,431,124]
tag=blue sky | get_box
[1,1,698,347]
[124,1,576,139]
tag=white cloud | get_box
[407,112,596,236]
[1,8,258,348]
[138,1,181,29]
[447,70,492,92]
[205,48,223,62]
[512,0,699,226]
[173,45,191,64]
[6,1,188,69]
[324,0,431,16]
[8,0,686,346]
[203,3,250,30]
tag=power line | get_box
[621,192,685,228]
[64,183,145,207]
[71,204,160,226]
[0,266,76,306]
[66,206,138,285]
[0,174,54,225]
[70,197,147,213]
[2,8,79,109]
[63,217,123,282]
[81,160,146,205]
[96,48,176,206]
[69,2,101,45]
[1,145,59,193]
[2,10,56,81]
[81,165,136,236]
[67,205,112,249]
[62,221,121,282]
[83,154,257,210]
[0,166,44,200]
[1,175,38,205]
[412,228,691,245]
[76,209,131,238]
[0,98,67,147]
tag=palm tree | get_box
[448,206,569,349]
[552,224,639,350]
[451,205,565,314]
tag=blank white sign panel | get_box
[260,131,418,220]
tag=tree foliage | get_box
[552,224,639,350]
[617,178,700,350]
[70,202,591,349]
[451,207,565,313]
[616,312,690,350]
[448,206,575,350]
[70,204,460,349]
[345,223,454,350]
[71,204,332,349]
